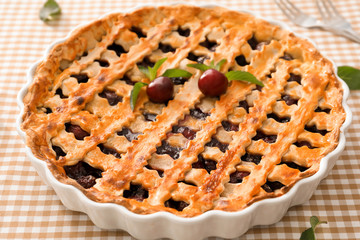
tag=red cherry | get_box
[146,76,174,103]
[198,69,228,97]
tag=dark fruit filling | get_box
[122,74,135,86]
[267,113,290,123]
[288,73,301,84]
[235,55,249,66]
[145,165,164,177]
[315,106,331,114]
[305,125,329,136]
[221,120,239,132]
[198,69,228,97]
[71,73,89,84]
[199,38,218,51]
[281,53,294,61]
[45,107,52,114]
[64,161,102,189]
[247,36,259,50]
[255,84,263,91]
[190,108,210,120]
[143,112,157,122]
[294,141,315,149]
[229,170,250,183]
[52,145,66,160]
[282,94,298,106]
[156,141,183,159]
[177,27,190,37]
[146,76,174,103]
[262,181,285,193]
[65,123,90,140]
[137,57,155,68]
[123,183,148,201]
[95,59,110,67]
[159,42,176,53]
[187,52,208,64]
[99,89,123,106]
[252,130,277,143]
[171,77,188,85]
[206,137,228,153]
[241,153,262,165]
[117,127,141,142]
[130,26,146,38]
[192,155,217,173]
[107,43,127,57]
[280,161,308,172]
[164,199,189,211]
[238,100,250,113]
[56,88,66,99]
[172,125,196,140]
[77,176,98,189]
[98,144,121,159]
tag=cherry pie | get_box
[21,5,346,217]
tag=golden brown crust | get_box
[21,5,346,217]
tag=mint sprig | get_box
[187,59,263,86]
[225,71,264,86]
[337,66,360,90]
[130,58,192,110]
[187,63,211,72]
[300,216,327,240]
[40,0,61,22]
[130,82,148,110]
[162,69,193,78]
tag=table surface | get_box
[0,0,359,239]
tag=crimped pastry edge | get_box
[16,2,352,239]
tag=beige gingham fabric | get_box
[0,0,359,239]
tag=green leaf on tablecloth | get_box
[40,0,61,22]
[337,66,360,90]
[300,216,327,240]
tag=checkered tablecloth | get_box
[0,0,359,239]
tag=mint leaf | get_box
[150,58,167,81]
[138,65,150,79]
[310,216,327,230]
[337,66,360,90]
[188,59,227,72]
[215,59,227,71]
[300,228,316,240]
[162,69,192,78]
[40,0,61,22]
[300,216,327,240]
[137,58,168,81]
[209,60,215,69]
[187,63,211,71]
[225,71,264,86]
[311,216,320,229]
[130,82,148,111]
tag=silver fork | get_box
[275,0,360,43]
[275,0,323,28]
[316,0,360,43]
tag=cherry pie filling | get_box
[22,6,346,217]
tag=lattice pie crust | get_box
[21,5,346,217]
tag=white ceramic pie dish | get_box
[17,3,352,240]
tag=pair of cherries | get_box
[147,68,225,103]
[134,57,263,108]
